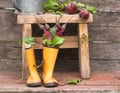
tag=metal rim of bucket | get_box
[12,0,45,14]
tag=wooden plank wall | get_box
[0,0,22,71]
[0,0,120,72]
[78,0,120,72]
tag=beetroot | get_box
[56,25,64,36]
[44,29,51,38]
[79,9,89,20]
[65,2,78,14]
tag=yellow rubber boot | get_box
[42,47,59,87]
[26,46,42,87]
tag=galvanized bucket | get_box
[12,0,45,14]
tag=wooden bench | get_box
[17,14,93,79]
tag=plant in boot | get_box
[37,15,67,48]
[23,36,42,87]
[37,15,68,87]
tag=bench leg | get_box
[78,24,90,79]
[22,24,32,79]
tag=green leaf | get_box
[43,39,51,44]
[86,5,97,14]
[43,0,62,13]
[50,27,57,33]
[47,10,55,13]
[77,3,85,8]
[51,36,64,47]
[66,79,81,85]
[62,0,75,7]
[23,36,35,45]
[50,27,57,37]
[55,11,63,15]
[18,39,22,45]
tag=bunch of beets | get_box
[64,2,89,20]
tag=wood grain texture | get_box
[22,24,32,79]
[89,27,120,42]
[0,71,120,92]
[90,43,120,60]
[17,14,93,24]
[0,0,13,7]
[78,24,90,79]
[90,12,120,27]
[34,36,78,49]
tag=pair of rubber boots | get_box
[26,47,58,88]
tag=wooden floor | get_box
[0,71,120,92]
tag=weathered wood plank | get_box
[90,43,120,60]
[0,10,17,26]
[34,36,78,49]
[90,12,120,27]
[0,42,21,59]
[90,59,120,72]
[0,59,21,72]
[0,71,120,92]
[78,24,90,79]
[0,21,21,41]
[0,0,13,7]
[17,14,93,24]
[89,27,120,42]
[22,24,32,79]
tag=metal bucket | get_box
[12,0,45,14]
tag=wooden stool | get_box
[17,14,93,79]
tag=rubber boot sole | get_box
[27,82,42,87]
[43,82,58,88]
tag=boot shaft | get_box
[42,47,59,82]
[43,47,59,64]
[25,47,40,77]
[25,47,36,71]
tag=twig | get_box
[56,14,64,23]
